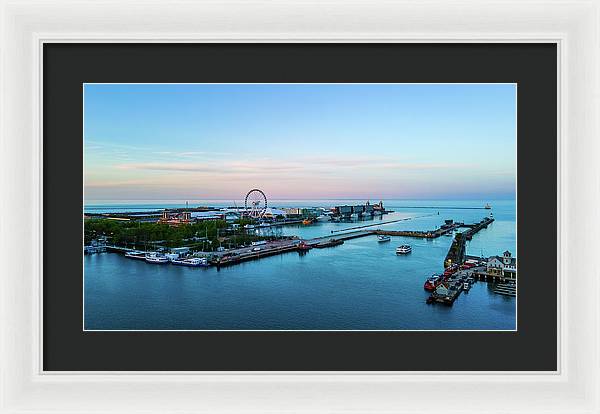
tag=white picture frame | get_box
[1,0,598,413]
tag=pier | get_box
[373,223,461,239]
[329,213,437,233]
[444,216,495,267]
[101,215,495,270]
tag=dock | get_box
[101,215,495,270]
[373,222,462,239]
[329,213,437,233]
[211,244,301,267]
[444,216,494,267]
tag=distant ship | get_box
[484,203,492,209]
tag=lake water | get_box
[84,199,516,330]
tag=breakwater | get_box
[444,216,495,267]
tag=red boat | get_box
[424,275,444,291]
[443,265,459,276]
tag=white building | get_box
[262,208,287,219]
[487,250,517,280]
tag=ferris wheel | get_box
[244,189,268,218]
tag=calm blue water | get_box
[84,200,516,330]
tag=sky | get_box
[84,83,516,202]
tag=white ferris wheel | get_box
[244,189,268,219]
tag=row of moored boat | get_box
[125,251,209,267]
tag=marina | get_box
[84,199,516,330]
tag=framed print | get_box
[44,43,554,372]
[1,1,599,413]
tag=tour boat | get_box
[443,264,460,277]
[377,235,391,242]
[145,253,169,264]
[424,275,443,291]
[124,251,146,260]
[396,245,412,254]
[170,257,209,267]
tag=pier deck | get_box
[444,216,494,267]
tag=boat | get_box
[462,282,471,292]
[396,245,412,254]
[424,275,443,291]
[377,235,391,242]
[124,251,147,260]
[170,257,209,267]
[244,224,256,229]
[145,253,169,264]
[484,203,492,209]
[350,213,359,219]
[443,265,459,277]
[258,222,271,228]
[302,218,313,225]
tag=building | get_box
[283,208,301,216]
[191,211,226,221]
[158,210,192,226]
[262,208,287,220]
[334,201,383,217]
[487,250,517,280]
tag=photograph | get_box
[83,83,517,331]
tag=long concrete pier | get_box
[444,216,494,267]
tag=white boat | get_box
[258,222,270,228]
[170,257,209,267]
[463,282,471,291]
[244,224,256,229]
[125,251,147,260]
[145,253,169,264]
[377,235,391,242]
[396,245,412,254]
[484,203,492,209]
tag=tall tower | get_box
[503,250,512,265]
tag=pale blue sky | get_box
[84,83,516,201]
